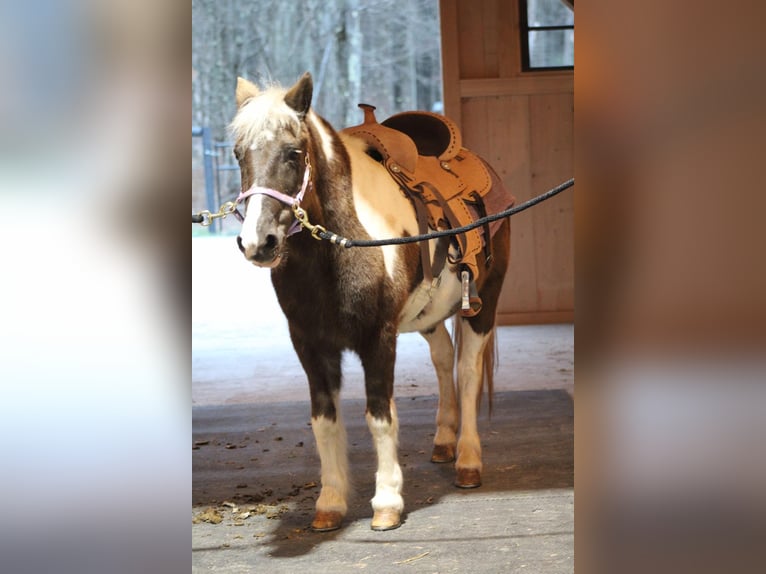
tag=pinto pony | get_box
[230,72,510,531]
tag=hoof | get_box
[430,444,456,463]
[371,509,402,531]
[455,468,482,489]
[311,510,344,532]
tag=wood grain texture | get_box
[461,75,574,98]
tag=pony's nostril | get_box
[264,234,278,250]
[236,235,245,253]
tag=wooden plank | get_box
[460,75,573,98]
[496,0,518,77]
[528,93,574,312]
[481,0,500,78]
[457,0,487,78]
[459,97,489,157]
[439,0,462,127]
[485,96,512,168]
[489,95,539,314]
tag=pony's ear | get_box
[284,72,313,119]
[236,77,260,108]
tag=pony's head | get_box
[230,72,314,267]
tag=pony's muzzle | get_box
[237,193,290,267]
[237,231,282,267]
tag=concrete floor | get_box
[192,236,574,573]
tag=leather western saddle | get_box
[342,104,511,317]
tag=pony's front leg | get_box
[360,330,404,531]
[292,338,348,531]
[455,319,493,488]
[311,399,348,531]
[366,401,403,530]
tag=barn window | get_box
[520,0,574,71]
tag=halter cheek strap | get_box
[235,159,312,236]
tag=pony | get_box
[230,72,510,531]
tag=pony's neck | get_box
[302,113,355,233]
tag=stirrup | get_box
[460,269,482,317]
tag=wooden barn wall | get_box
[440,0,574,325]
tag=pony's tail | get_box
[452,319,497,417]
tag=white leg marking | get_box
[422,323,458,449]
[456,324,491,471]
[366,403,404,513]
[311,401,349,515]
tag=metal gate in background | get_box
[192,126,238,234]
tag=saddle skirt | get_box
[342,104,515,316]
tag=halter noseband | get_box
[235,157,312,236]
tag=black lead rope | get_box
[192,177,575,247]
[316,178,574,248]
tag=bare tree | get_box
[192,0,442,208]
[193,0,442,136]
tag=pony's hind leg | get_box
[454,319,494,488]
[360,327,404,531]
[454,218,509,488]
[421,322,458,463]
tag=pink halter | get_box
[235,159,312,236]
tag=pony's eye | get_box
[287,148,303,162]
[233,148,242,161]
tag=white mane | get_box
[228,87,301,150]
